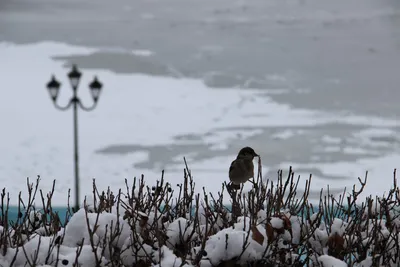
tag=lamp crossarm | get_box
[77,98,97,111]
[53,98,74,111]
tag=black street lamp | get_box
[46,65,103,211]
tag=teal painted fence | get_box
[1,205,339,225]
[2,207,70,224]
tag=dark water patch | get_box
[97,143,214,170]
[53,51,180,77]
[95,123,394,179]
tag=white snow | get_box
[270,217,284,229]
[203,225,264,265]
[330,218,347,236]
[154,246,190,267]
[318,255,347,267]
[166,217,195,249]
[62,208,130,248]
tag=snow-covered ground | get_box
[0,42,399,206]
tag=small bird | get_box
[228,146,259,190]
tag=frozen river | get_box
[0,0,399,204]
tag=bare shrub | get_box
[0,164,399,267]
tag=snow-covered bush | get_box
[0,167,399,267]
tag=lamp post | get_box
[46,65,103,212]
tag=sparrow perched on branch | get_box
[228,146,259,190]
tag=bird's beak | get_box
[254,153,259,157]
